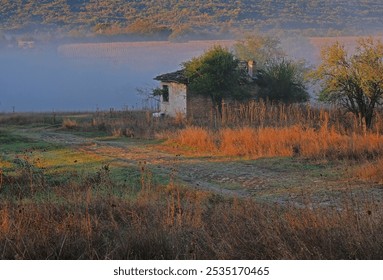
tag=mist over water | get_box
[0,51,156,112]
[0,50,131,112]
[0,41,226,113]
[0,38,320,113]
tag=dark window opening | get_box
[162,85,169,102]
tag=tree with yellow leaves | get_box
[313,37,383,129]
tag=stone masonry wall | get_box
[186,91,214,121]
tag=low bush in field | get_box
[62,118,78,129]
[355,158,383,184]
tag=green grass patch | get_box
[0,130,35,144]
[57,129,109,139]
[0,128,55,153]
[244,157,343,177]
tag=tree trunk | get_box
[211,95,223,118]
[365,110,374,129]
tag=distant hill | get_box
[1,0,383,40]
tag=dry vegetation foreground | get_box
[1,106,383,259]
[4,124,382,205]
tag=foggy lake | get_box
[0,37,321,113]
[0,40,235,113]
[1,49,136,112]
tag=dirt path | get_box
[19,128,383,205]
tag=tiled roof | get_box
[154,69,188,84]
[154,60,258,85]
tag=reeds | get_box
[219,100,383,133]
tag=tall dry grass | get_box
[11,101,373,146]
[170,101,383,183]
[170,101,383,161]
[175,126,217,153]
[89,109,185,139]
[1,164,383,260]
[219,100,383,134]
[174,124,383,160]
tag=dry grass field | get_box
[1,101,383,259]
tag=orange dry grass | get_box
[220,126,295,157]
[175,126,216,153]
[355,158,383,183]
[175,125,383,160]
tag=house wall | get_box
[158,82,216,120]
[160,82,187,117]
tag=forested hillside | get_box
[1,0,382,39]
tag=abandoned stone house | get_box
[154,60,256,119]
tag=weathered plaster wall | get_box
[159,82,215,119]
[160,82,187,117]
